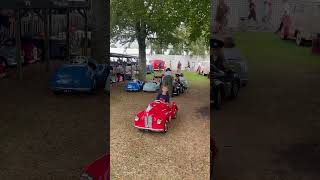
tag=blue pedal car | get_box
[125,80,144,92]
[50,56,108,94]
[143,80,160,92]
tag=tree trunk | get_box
[137,36,146,81]
[136,20,147,81]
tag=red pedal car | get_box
[80,154,110,180]
[134,100,178,133]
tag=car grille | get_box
[144,115,152,128]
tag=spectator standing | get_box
[262,0,272,29]
[248,0,257,22]
[162,68,173,97]
[177,61,182,74]
[275,0,290,34]
[215,0,229,33]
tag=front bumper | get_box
[134,125,164,132]
[143,88,157,92]
[126,88,140,92]
[51,87,91,92]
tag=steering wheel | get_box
[71,56,88,64]
[154,100,164,103]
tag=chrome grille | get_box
[144,115,152,128]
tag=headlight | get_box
[80,173,93,180]
[134,116,139,121]
[157,119,162,125]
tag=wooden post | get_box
[44,9,50,72]
[84,9,88,56]
[66,8,70,61]
[130,58,133,79]
[49,9,52,60]
[15,9,22,80]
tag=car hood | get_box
[82,154,109,179]
[51,64,89,83]
[144,81,159,87]
[140,102,168,118]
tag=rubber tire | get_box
[163,120,168,133]
[89,79,97,94]
[0,57,8,68]
[53,91,62,95]
[181,87,184,94]
[173,110,177,119]
[213,89,222,110]
[231,81,239,99]
[280,31,287,40]
[296,33,304,46]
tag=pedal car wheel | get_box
[89,79,97,94]
[214,89,222,110]
[163,120,168,133]
[0,57,8,68]
[173,109,177,119]
[296,32,304,46]
[53,91,62,95]
[231,81,239,98]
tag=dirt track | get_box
[110,74,210,179]
[0,62,106,179]
[213,33,320,180]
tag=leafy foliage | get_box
[111,0,210,80]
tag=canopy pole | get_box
[49,9,52,63]
[84,8,88,56]
[66,8,70,61]
[15,9,22,80]
[44,9,50,72]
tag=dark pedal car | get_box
[224,48,249,86]
[175,73,187,93]
[211,67,240,109]
[172,80,182,96]
[223,48,248,87]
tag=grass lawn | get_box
[234,32,320,75]
[146,71,208,86]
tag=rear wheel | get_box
[173,109,178,119]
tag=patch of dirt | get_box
[0,61,106,179]
[110,75,210,179]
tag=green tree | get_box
[111,0,209,80]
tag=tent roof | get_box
[1,0,90,9]
[110,53,138,59]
